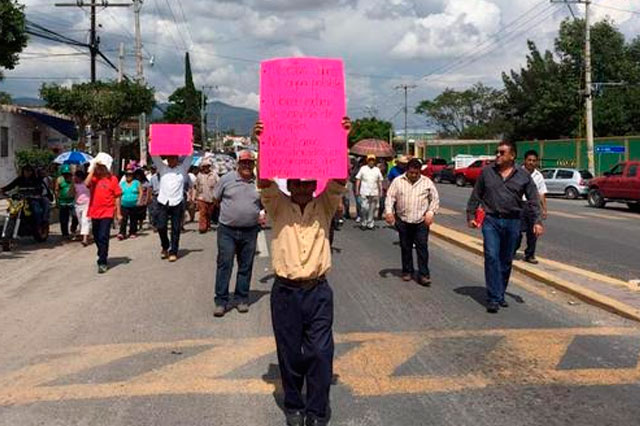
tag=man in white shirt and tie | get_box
[152,155,192,262]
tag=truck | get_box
[587,161,640,212]
[420,158,448,179]
[454,159,495,187]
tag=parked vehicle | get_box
[432,163,456,184]
[453,154,494,170]
[1,191,50,251]
[587,161,640,212]
[421,158,448,179]
[540,168,592,199]
[455,159,494,187]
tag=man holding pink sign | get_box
[257,57,349,426]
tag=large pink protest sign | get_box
[259,57,347,180]
[149,124,193,156]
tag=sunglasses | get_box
[495,150,509,156]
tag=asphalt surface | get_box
[1,219,640,425]
[434,183,640,282]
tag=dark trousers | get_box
[342,194,350,220]
[482,215,521,304]
[157,202,184,255]
[119,206,138,236]
[59,204,78,236]
[214,224,259,306]
[271,277,334,420]
[92,218,112,266]
[516,210,537,259]
[396,219,430,278]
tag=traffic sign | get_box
[595,145,625,154]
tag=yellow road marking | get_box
[581,212,626,221]
[549,211,585,219]
[1,327,639,406]
[438,207,460,215]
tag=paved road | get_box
[434,183,640,282]
[1,221,640,425]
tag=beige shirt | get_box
[385,174,440,224]
[261,180,345,281]
[195,171,219,203]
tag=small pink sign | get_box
[259,57,348,180]
[149,124,193,156]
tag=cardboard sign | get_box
[259,57,347,180]
[149,124,193,156]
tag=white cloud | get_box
[391,0,502,59]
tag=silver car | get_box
[541,168,593,199]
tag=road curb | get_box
[430,223,640,323]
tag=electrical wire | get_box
[591,2,640,16]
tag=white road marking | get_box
[257,231,269,258]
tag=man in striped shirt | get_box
[385,159,440,286]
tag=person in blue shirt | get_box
[118,165,142,239]
[387,155,409,182]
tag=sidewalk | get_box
[431,223,640,323]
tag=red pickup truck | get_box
[421,158,448,179]
[455,159,495,187]
[587,161,640,212]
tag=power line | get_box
[591,2,640,16]
[176,1,195,49]
[162,0,189,50]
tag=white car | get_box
[541,168,593,199]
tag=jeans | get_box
[342,194,350,220]
[157,202,184,255]
[516,210,537,259]
[396,219,430,277]
[482,215,521,304]
[92,218,112,266]
[214,224,259,306]
[59,204,78,236]
[119,206,138,236]
[271,277,334,421]
[360,195,379,228]
[351,184,362,219]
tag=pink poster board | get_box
[259,57,348,181]
[149,124,193,156]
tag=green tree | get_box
[415,83,505,138]
[164,52,203,145]
[0,91,11,104]
[0,0,28,80]
[41,81,155,167]
[348,117,393,148]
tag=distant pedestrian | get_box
[152,154,192,262]
[195,159,219,233]
[256,118,350,426]
[516,150,548,264]
[185,166,198,223]
[355,154,383,230]
[85,154,122,274]
[134,168,152,230]
[148,165,161,229]
[118,165,142,240]
[55,164,78,240]
[349,157,364,222]
[387,155,408,182]
[73,170,91,246]
[466,140,544,313]
[212,150,263,317]
[385,158,440,286]
[377,160,389,220]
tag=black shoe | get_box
[486,303,499,314]
[285,410,304,426]
[419,276,431,287]
[499,300,509,308]
[305,415,329,426]
[524,256,539,264]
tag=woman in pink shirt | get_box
[73,170,91,246]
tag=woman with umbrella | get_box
[53,151,93,240]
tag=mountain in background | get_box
[153,100,258,136]
[11,97,258,136]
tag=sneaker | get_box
[419,276,431,287]
[285,410,305,426]
[337,218,344,225]
[116,234,125,241]
[401,273,412,282]
[168,254,178,262]
[213,305,226,317]
[367,224,375,230]
[355,216,362,223]
[98,264,108,274]
[236,302,249,313]
[524,256,539,264]
[160,250,169,259]
[499,300,509,308]
[486,302,499,314]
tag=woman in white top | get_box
[73,170,92,246]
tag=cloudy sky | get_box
[2,0,639,130]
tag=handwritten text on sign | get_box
[149,124,193,156]
[259,58,347,179]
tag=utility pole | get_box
[395,84,417,155]
[118,43,124,83]
[200,86,217,151]
[552,0,595,175]
[131,0,148,165]
[55,1,131,82]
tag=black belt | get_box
[275,275,326,289]
[487,212,521,220]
